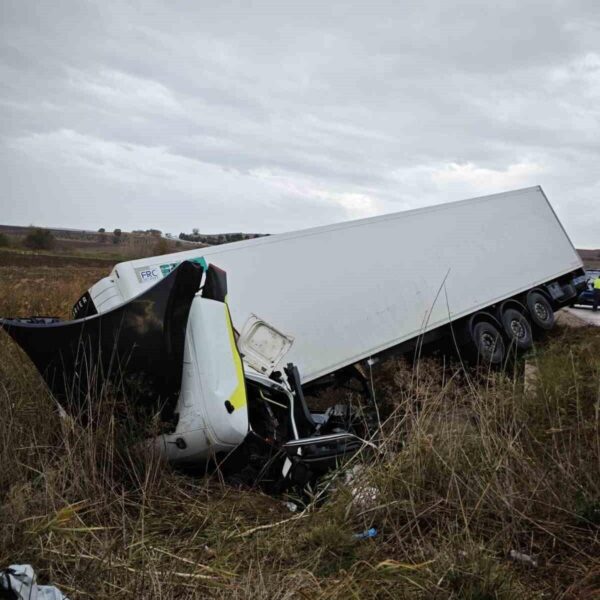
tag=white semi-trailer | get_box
[1,186,586,489]
[88,186,583,376]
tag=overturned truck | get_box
[0,187,586,489]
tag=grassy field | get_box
[0,225,203,263]
[0,253,599,599]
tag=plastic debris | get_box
[0,564,69,599]
[509,550,539,568]
[344,465,380,510]
[351,485,379,509]
[353,527,377,540]
[283,501,299,513]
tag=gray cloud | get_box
[1,0,599,245]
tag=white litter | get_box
[345,465,380,510]
[0,564,69,600]
[509,550,539,568]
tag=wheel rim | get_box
[480,332,497,356]
[534,301,549,322]
[510,318,526,340]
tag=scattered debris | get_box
[351,484,380,510]
[283,501,299,513]
[0,564,68,599]
[345,465,380,510]
[509,550,539,568]
[353,527,378,540]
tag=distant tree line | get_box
[131,229,162,236]
[179,229,268,245]
[0,224,270,254]
[97,228,123,244]
[24,227,55,250]
[0,227,62,250]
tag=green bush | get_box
[23,227,55,250]
[0,233,10,247]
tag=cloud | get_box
[0,0,599,245]
[69,69,183,115]
[10,129,199,186]
[432,161,545,190]
[7,129,373,230]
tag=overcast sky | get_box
[1,1,599,246]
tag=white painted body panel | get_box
[156,297,248,463]
[237,314,295,376]
[91,187,582,383]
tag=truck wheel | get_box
[472,321,505,365]
[526,292,554,330]
[501,308,533,350]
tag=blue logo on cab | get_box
[135,266,160,283]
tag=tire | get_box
[472,320,505,365]
[501,308,533,350]
[526,292,554,330]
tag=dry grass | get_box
[1,255,599,598]
[0,229,200,262]
[0,252,109,318]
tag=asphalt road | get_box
[562,306,600,327]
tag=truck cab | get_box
[1,260,367,490]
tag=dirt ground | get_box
[561,306,600,327]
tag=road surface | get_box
[560,306,600,327]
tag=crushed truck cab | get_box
[1,260,365,490]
